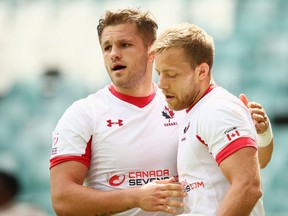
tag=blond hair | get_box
[152,23,215,70]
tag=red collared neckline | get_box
[186,84,217,113]
[108,84,156,108]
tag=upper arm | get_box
[50,100,93,169]
[219,147,260,184]
[50,161,88,197]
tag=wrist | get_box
[129,187,140,209]
[257,120,273,147]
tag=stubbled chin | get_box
[166,100,175,109]
[167,101,183,111]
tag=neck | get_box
[186,78,216,112]
[209,77,216,86]
[112,57,154,97]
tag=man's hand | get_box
[239,93,274,168]
[135,177,185,214]
[239,93,269,134]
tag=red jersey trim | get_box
[216,137,257,165]
[186,84,217,113]
[108,84,156,108]
[49,135,92,169]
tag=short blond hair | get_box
[152,23,215,70]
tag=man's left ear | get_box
[198,63,210,80]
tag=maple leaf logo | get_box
[162,106,174,120]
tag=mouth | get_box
[164,93,175,102]
[111,64,126,72]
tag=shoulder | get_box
[203,87,245,114]
[70,86,110,112]
[56,86,111,125]
[195,87,248,127]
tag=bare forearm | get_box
[218,146,263,216]
[257,118,274,168]
[258,139,274,169]
[217,185,262,216]
[50,162,184,215]
[52,183,136,216]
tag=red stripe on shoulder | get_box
[49,136,92,169]
[216,137,257,165]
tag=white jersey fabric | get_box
[50,83,185,216]
[178,85,264,216]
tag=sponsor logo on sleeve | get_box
[224,127,240,141]
[51,132,59,155]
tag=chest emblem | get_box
[162,106,175,119]
[107,119,124,127]
[162,106,178,127]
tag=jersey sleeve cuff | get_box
[216,137,257,165]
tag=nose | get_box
[110,46,121,62]
[157,74,168,90]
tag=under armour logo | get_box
[107,119,123,127]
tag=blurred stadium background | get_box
[0,0,287,215]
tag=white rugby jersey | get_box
[50,83,185,216]
[178,85,264,216]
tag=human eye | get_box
[167,73,177,78]
[103,45,112,52]
[121,43,130,48]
